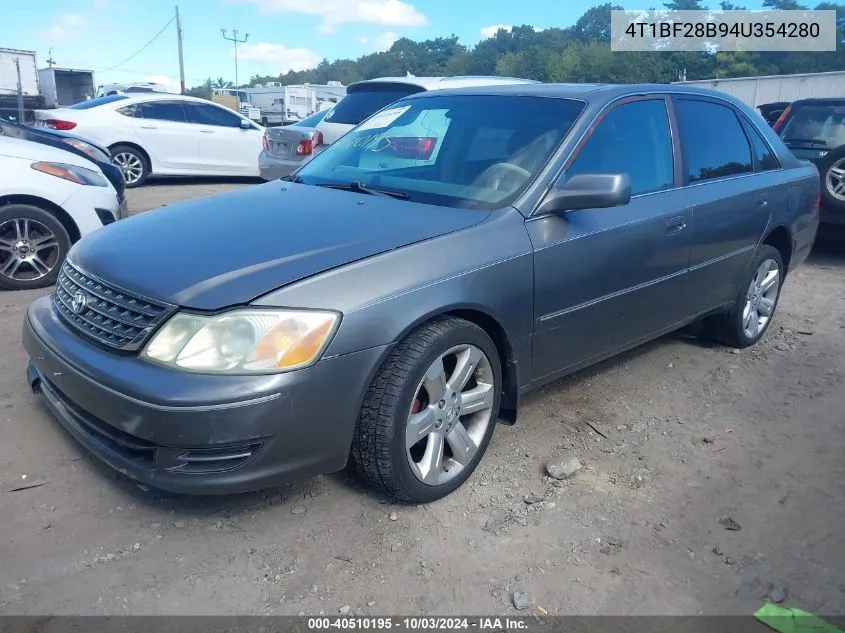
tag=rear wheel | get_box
[0,204,70,291]
[110,144,149,188]
[350,317,502,503]
[704,245,784,349]
[819,146,845,212]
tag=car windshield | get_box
[322,83,424,126]
[296,94,585,209]
[69,95,129,110]
[781,104,845,146]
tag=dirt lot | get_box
[1,180,844,616]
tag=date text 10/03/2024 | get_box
[307,617,529,630]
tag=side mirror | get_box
[536,173,631,215]
[240,119,252,130]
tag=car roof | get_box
[395,82,757,109]
[785,98,845,107]
[348,75,541,92]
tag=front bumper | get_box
[61,184,122,238]
[24,295,387,495]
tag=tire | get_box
[350,317,502,503]
[818,145,845,213]
[0,204,71,291]
[110,144,149,188]
[704,245,784,349]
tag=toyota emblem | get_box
[70,290,88,314]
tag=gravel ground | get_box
[1,181,843,616]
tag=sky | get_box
[2,0,768,92]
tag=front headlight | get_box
[62,138,111,164]
[31,161,109,187]
[141,309,340,374]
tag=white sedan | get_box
[0,136,122,290]
[34,94,265,187]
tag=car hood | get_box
[69,181,491,310]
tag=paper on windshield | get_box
[356,105,411,132]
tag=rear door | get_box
[671,97,775,313]
[131,100,198,170]
[186,102,263,175]
[317,82,424,145]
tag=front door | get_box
[130,100,198,170]
[186,102,263,175]
[526,96,693,381]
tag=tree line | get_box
[185,0,845,99]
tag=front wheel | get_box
[0,204,71,290]
[705,244,784,349]
[350,317,502,503]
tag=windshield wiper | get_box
[315,181,409,200]
[783,137,829,146]
[280,174,305,183]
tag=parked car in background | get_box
[23,83,818,502]
[0,116,126,208]
[1,136,123,290]
[758,101,791,126]
[34,94,265,188]
[773,98,845,226]
[258,75,540,181]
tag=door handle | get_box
[757,194,769,208]
[139,125,157,129]
[666,216,687,234]
[200,129,214,133]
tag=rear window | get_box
[781,104,845,147]
[322,83,424,126]
[69,95,129,110]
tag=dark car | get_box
[758,101,791,127]
[773,98,845,227]
[23,84,819,503]
[0,117,127,210]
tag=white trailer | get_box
[38,67,96,108]
[245,83,346,126]
[674,70,845,108]
[0,48,41,121]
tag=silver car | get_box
[258,75,540,181]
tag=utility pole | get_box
[13,58,24,123]
[176,6,185,93]
[221,28,248,88]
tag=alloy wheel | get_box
[826,158,845,202]
[742,258,780,340]
[113,152,144,185]
[405,344,496,486]
[0,218,60,283]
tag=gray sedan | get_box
[258,108,332,181]
[23,83,819,503]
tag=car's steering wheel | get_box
[476,162,532,191]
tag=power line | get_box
[101,15,176,73]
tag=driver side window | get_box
[566,99,674,196]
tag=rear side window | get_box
[675,99,752,183]
[69,95,129,110]
[135,101,188,123]
[566,99,674,196]
[324,83,424,126]
[744,122,780,171]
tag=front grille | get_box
[53,260,176,351]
